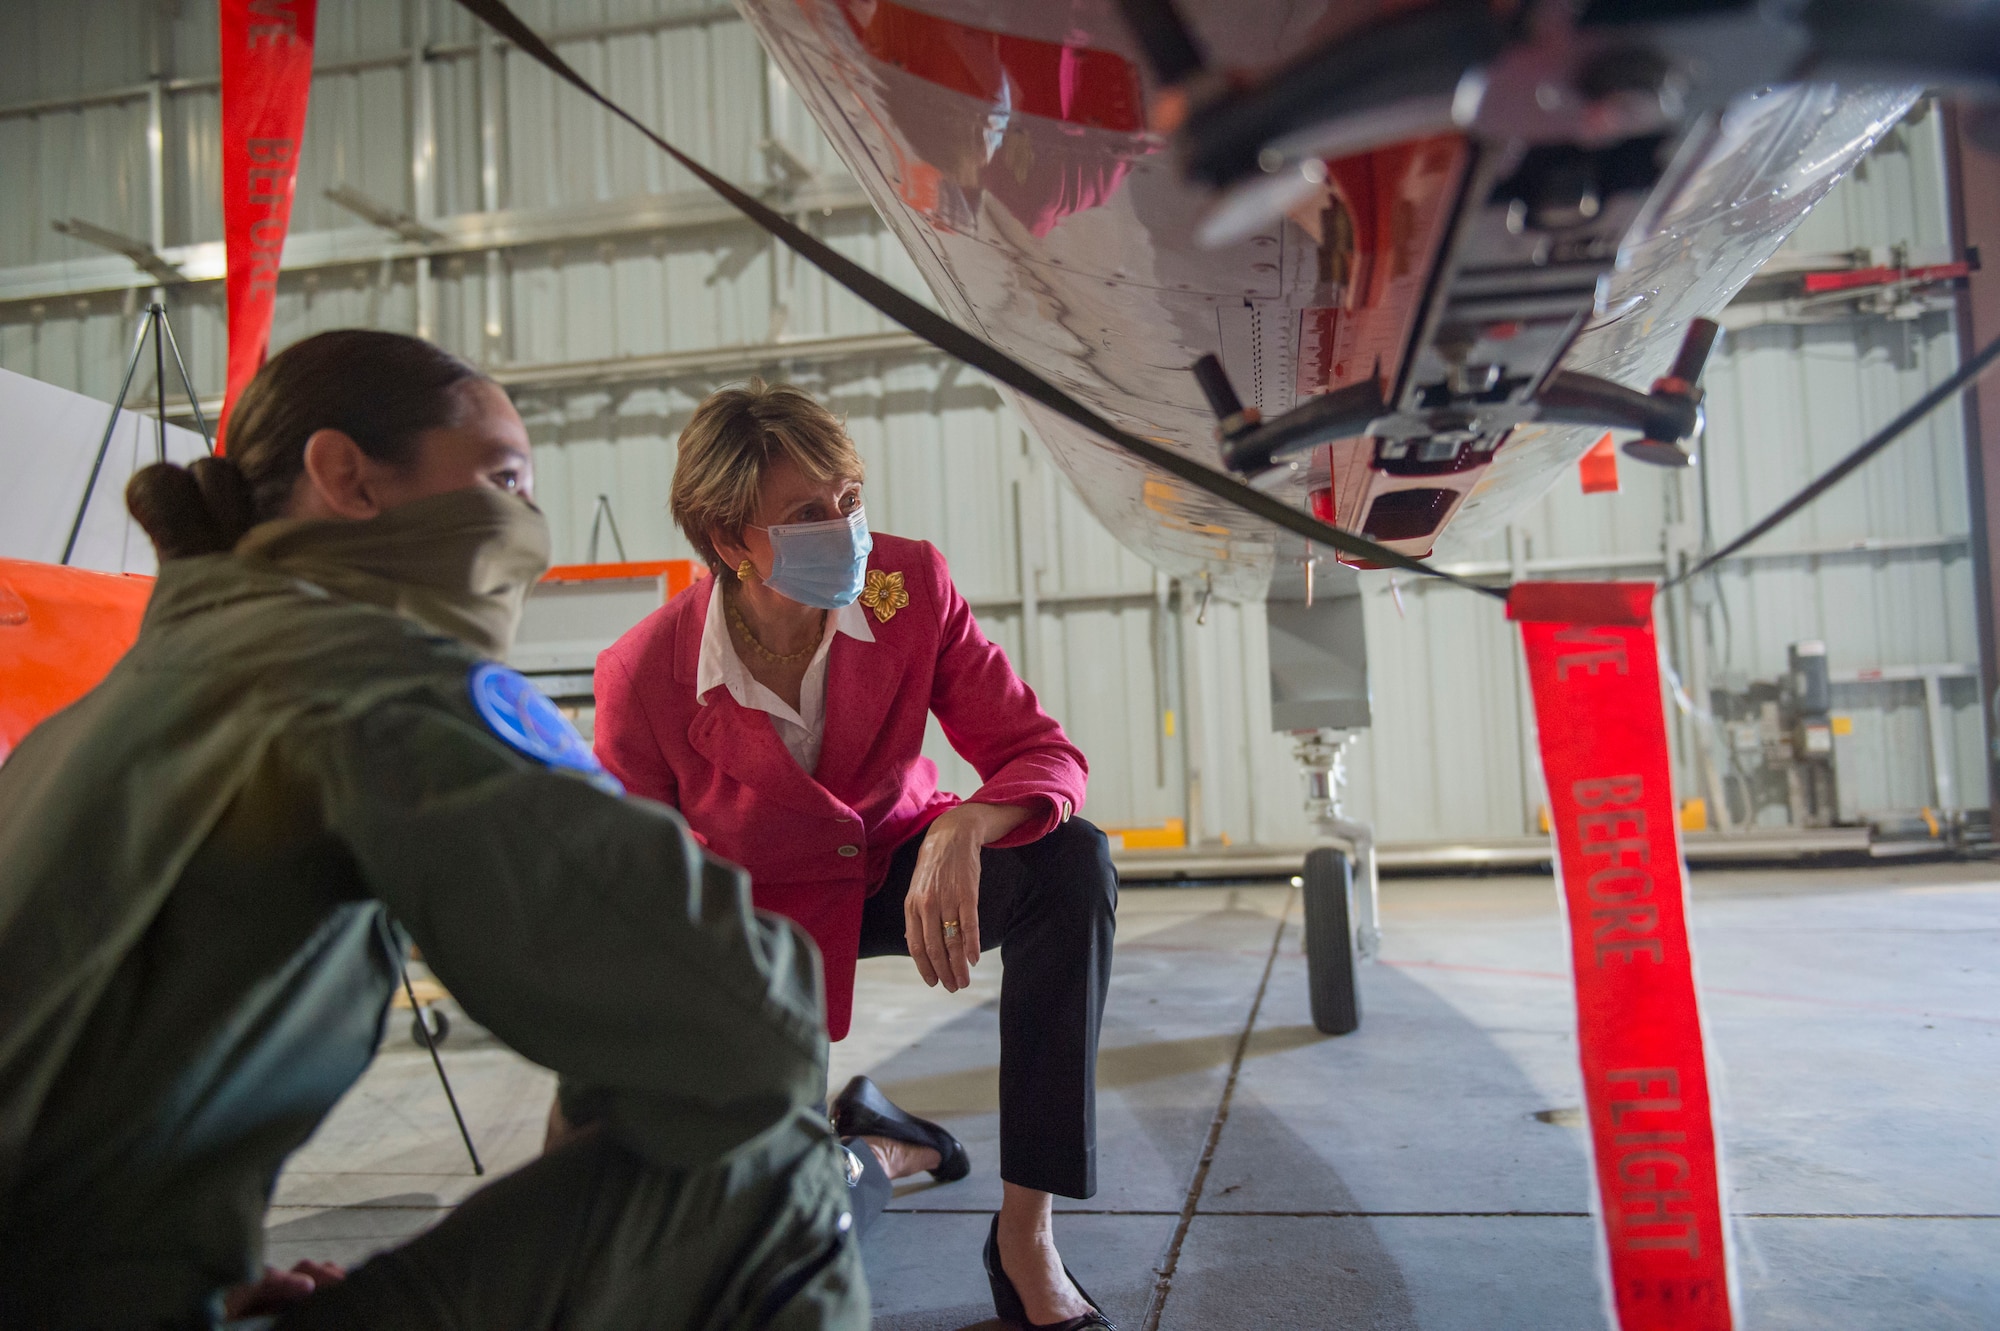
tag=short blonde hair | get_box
[670,380,864,576]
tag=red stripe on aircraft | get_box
[839,0,1145,132]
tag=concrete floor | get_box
[270,861,2000,1328]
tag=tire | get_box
[1302,847,1361,1035]
[411,1005,451,1048]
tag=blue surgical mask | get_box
[755,507,873,609]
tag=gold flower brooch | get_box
[859,569,908,623]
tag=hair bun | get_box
[125,457,255,560]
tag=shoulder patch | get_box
[469,663,623,795]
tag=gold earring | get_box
[737,559,757,583]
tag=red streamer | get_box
[1580,431,1621,495]
[1510,582,1736,1331]
[218,0,318,450]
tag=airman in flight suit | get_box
[0,475,865,1327]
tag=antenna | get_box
[61,303,213,565]
[587,494,629,564]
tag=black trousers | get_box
[855,816,1117,1200]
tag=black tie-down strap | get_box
[450,0,1508,600]
[1662,328,2000,594]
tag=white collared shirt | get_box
[694,577,875,774]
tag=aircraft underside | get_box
[737,0,1920,596]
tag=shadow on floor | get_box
[262,1192,448,1264]
[849,904,1596,1329]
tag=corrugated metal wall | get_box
[1,0,1981,843]
[1331,306,1979,843]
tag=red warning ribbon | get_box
[218,0,318,449]
[1510,582,1735,1331]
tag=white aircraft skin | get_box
[736,0,1913,596]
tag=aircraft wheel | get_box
[412,1005,451,1048]
[1302,846,1361,1035]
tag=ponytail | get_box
[124,329,486,560]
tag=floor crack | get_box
[1140,889,1295,1331]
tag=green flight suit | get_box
[0,528,865,1330]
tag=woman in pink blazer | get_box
[594,382,1118,1330]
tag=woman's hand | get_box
[905,802,1030,991]
[222,1261,346,1318]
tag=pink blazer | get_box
[594,533,1088,1037]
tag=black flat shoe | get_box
[983,1214,1117,1331]
[828,1075,970,1184]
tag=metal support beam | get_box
[1829,662,1979,683]
[410,0,437,343]
[1505,525,1542,833]
[0,9,744,122]
[159,329,944,422]
[760,138,818,199]
[145,81,166,253]
[478,23,506,361]
[1925,672,1958,811]
[490,330,937,393]
[50,218,184,285]
[324,186,445,244]
[965,587,1156,615]
[1431,532,1971,581]
[1945,105,2000,833]
[1012,434,1044,689]
[2,181,874,307]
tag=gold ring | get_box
[942,920,961,939]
